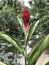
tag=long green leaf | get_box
[0,32,25,56]
[26,20,40,43]
[17,16,24,32]
[0,62,6,65]
[17,17,23,28]
[28,35,49,65]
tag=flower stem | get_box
[24,33,28,65]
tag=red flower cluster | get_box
[22,7,30,31]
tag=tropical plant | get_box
[29,0,49,34]
[0,14,49,65]
[0,0,49,65]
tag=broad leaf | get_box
[0,62,6,65]
[0,32,25,56]
[26,20,40,43]
[28,35,49,65]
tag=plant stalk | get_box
[24,32,27,65]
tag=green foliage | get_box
[45,62,49,65]
[0,0,49,65]
[0,0,23,36]
[0,62,6,65]
[0,32,25,56]
[0,18,39,65]
[0,20,49,65]
[17,16,24,32]
[0,0,23,65]
[29,0,49,34]
[26,20,40,43]
[28,35,49,65]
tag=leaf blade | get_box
[26,20,40,43]
[0,32,25,56]
[28,35,49,65]
[17,16,24,32]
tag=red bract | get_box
[22,7,30,32]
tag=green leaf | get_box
[0,62,6,65]
[45,62,49,65]
[28,35,49,65]
[26,20,40,43]
[17,16,24,32]
[17,17,23,28]
[0,32,25,56]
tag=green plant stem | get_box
[24,34,27,65]
[25,38,27,65]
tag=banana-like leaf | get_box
[0,32,25,56]
[0,62,6,65]
[28,35,49,65]
[26,20,40,43]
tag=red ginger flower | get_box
[22,7,30,32]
